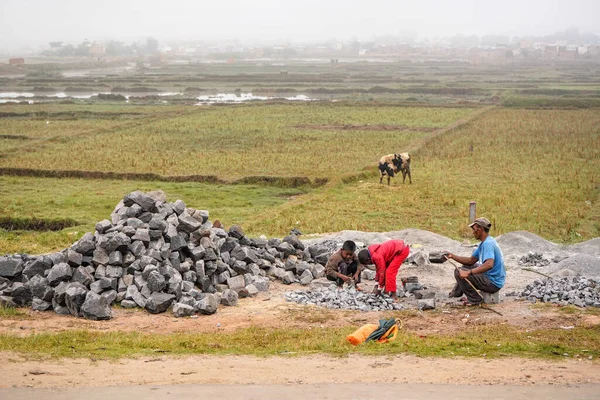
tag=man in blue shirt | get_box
[445,217,505,305]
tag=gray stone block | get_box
[47,263,73,286]
[132,290,147,308]
[276,242,296,258]
[108,251,123,266]
[101,289,118,305]
[220,289,239,306]
[93,248,110,265]
[173,303,195,317]
[0,256,23,278]
[282,271,296,285]
[67,249,83,267]
[29,275,53,301]
[71,232,96,255]
[105,265,123,279]
[145,292,175,314]
[283,234,305,250]
[7,283,32,306]
[120,299,137,308]
[195,293,218,315]
[299,269,314,286]
[417,298,436,311]
[65,282,88,317]
[177,211,201,233]
[147,271,167,292]
[482,291,500,304]
[22,257,52,279]
[32,298,52,311]
[190,245,206,261]
[81,291,113,320]
[124,203,143,218]
[124,191,156,212]
[95,219,112,234]
[245,284,259,297]
[73,266,94,287]
[226,275,246,290]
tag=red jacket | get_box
[368,240,408,287]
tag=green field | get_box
[0,103,473,178]
[1,60,599,255]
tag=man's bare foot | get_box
[355,286,363,292]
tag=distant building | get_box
[558,46,577,59]
[9,58,24,65]
[89,43,105,57]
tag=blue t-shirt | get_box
[472,236,505,289]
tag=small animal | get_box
[378,153,411,185]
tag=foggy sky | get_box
[1,0,599,50]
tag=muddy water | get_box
[195,93,312,105]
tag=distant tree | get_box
[49,41,63,48]
[106,40,135,56]
[74,42,89,56]
[146,37,159,53]
[57,44,75,56]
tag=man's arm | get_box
[371,253,386,289]
[458,258,493,279]
[446,253,477,266]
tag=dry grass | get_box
[0,324,598,360]
[242,108,600,242]
[0,103,474,178]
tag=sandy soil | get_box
[3,352,599,389]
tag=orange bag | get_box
[346,324,378,346]
[376,324,398,343]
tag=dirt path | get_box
[2,352,599,389]
[3,383,600,400]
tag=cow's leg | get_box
[407,168,412,184]
[387,175,391,185]
[379,172,383,184]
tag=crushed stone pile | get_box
[285,286,405,311]
[520,277,600,308]
[0,191,358,320]
[518,252,551,268]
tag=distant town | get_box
[4,28,600,65]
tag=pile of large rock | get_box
[285,286,405,311]
[520,277,600,308]
[0,191,341,320]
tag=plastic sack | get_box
[346,323,378,346]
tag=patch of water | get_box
[195,93,313,105]
[0,91,183,103]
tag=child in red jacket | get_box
[358,240,409,300]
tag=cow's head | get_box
[392,154,403,169]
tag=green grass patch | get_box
[0,324,598,360]
[0,175,308,254]
[0,304,30,319]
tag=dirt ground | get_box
[2,283,600,389]
[3,351,600,389]
[2,281,599,337]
